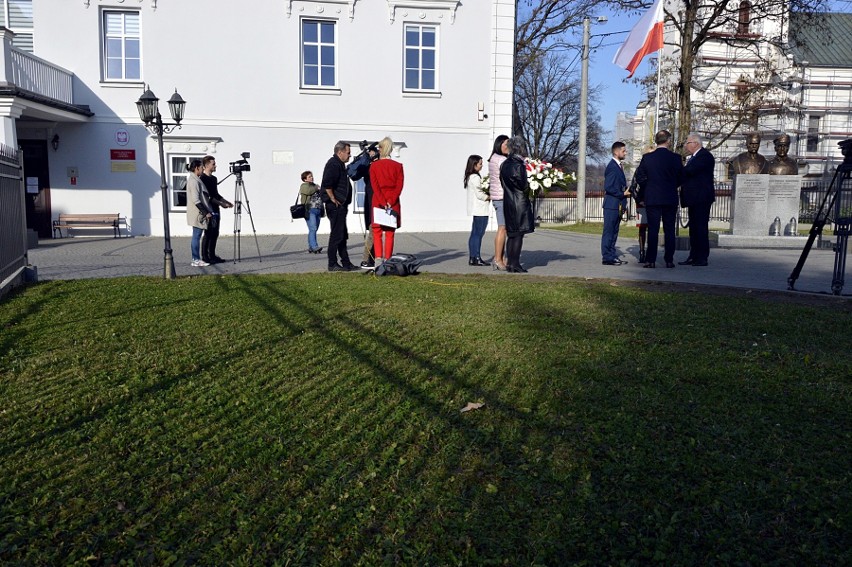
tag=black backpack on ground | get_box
[374,254,422,276]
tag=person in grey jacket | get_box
[185,158,213,267]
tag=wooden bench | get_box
[52,213,125,238]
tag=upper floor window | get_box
[103,10,141,82]
[737,1,751,35]
[301,19,337,88]
[0,0,33,51]
[404,24,438,92]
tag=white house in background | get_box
[618,3,851,180]
[1,0,516,238]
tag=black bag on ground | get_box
[375,253,422,276]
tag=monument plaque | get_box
[721,174,805,246]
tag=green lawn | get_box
[544,222,641,238]
[1,274,849,565]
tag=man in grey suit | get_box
[635,130,683,268]
[679,133,715,266]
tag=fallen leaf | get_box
[460,402,485,413]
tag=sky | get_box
[583,8,657,139]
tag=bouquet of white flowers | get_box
[479,174,491,197]
[524,158,575,198]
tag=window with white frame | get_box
[169,155,201,211]
[103,10,141,82]
[403,24,438,92]
[0,0,33,51]
[301,19,337,88]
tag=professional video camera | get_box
[347,140,379,181]
[229,152,251,174]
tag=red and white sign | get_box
[110,149,136,160]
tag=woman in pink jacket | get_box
[488,135,509,270]
[368,137,404,264]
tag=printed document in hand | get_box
[373,207,397,228]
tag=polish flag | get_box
[613,0,665,78]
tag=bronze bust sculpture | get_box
[767,134,799,175]
[731,132,769,175]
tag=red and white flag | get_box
[613,0,665,78]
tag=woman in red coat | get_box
[368,137,404,264]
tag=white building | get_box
[2,0,516,238]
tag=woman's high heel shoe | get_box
[492,261,506,271]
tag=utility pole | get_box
[577,16,590,222]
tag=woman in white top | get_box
[488,135,509,270]
[464,154,490,266]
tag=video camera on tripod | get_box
[225,151,261,263]
[230,152,251,174]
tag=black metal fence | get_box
[0,145,26,285]
[534,179,834,226]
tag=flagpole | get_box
[655,54,661,136]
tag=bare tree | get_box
[513,0,625,163]
[516,53,608,166]
[658,0,831,151]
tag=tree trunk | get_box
[676,2,698,154]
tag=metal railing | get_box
[7,48,74,103]
[0,145,26,285]
[535,180,834,226]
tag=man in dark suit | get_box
[679,133,715,266]
[635,130,683,268]
[601,141,629,265]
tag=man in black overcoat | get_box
[680,133,715,266]
[635,130,683,268]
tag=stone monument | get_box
[719,132,806,248]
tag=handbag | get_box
[290,194,306,220]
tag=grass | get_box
[1,274,850,565]
[545,221,821,238]
[544,222,641,238]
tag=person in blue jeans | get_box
[185,158,212,267]
[464,154,490,266]
[298,171,324,254]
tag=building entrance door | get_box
[19,140,52,238]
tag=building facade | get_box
[2,0,516,238]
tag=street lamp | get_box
[136,87,186,279]
[577,16,607,223]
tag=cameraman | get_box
[348,141,379,268]
[200,155,233,264]
[321,141,357,271]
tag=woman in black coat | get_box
[499,136,534,272]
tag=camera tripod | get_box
[231,171,262,263]
[788,139,852,295]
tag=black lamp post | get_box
[136,86,186,279]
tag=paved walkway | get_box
[26,229,849,295]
